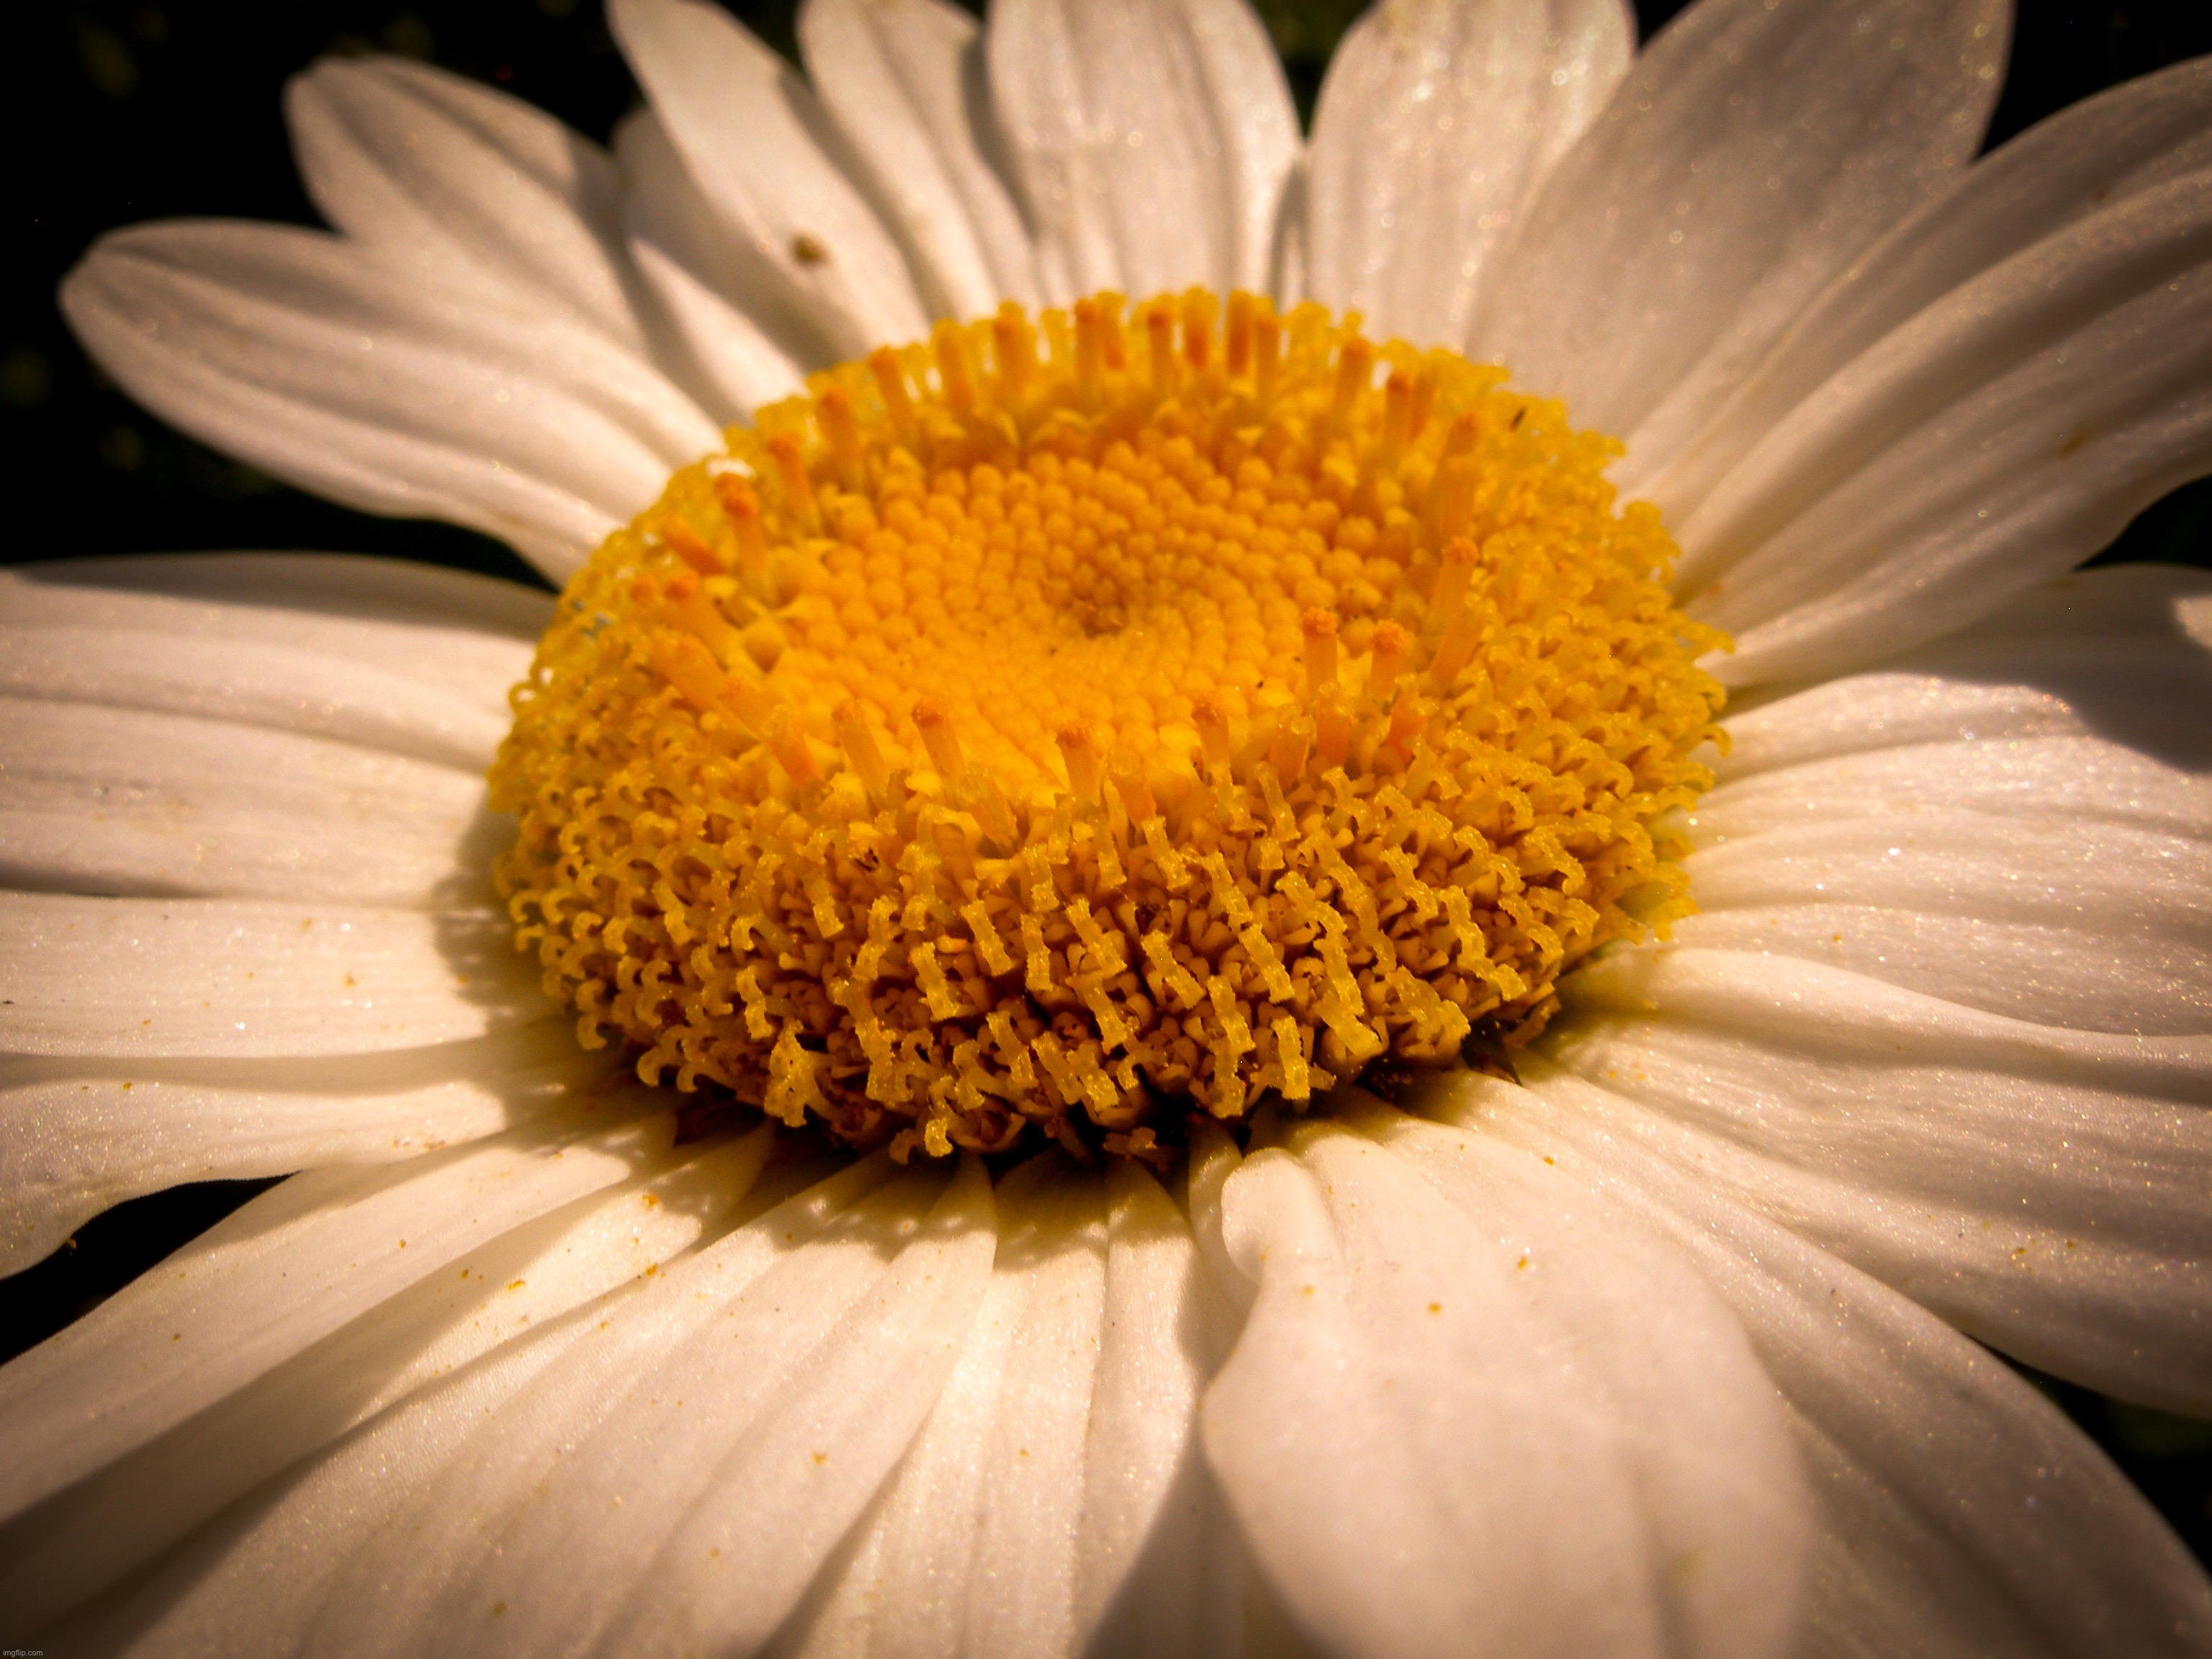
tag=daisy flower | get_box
[7,0,2212,1652]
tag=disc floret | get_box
[490,291,1727,1161]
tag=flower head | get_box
[7,0,2212,1655]
[493,291,1723,1154]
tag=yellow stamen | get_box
[713,474,771,588]
[490,290,1727,1158]
[660,518,726,577]
[1300,608,1339,701]
[1366,618,1413,705]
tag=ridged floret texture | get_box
[490,290,1726,1160]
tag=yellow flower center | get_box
[490,290,1726,1162]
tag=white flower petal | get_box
[1719,655,2210,781]
[797,0,1043,320]
[1557,948,2212,1413]
[1678,565,2212,1035]
[1673,898,2211,1044]
[1715,567,2212,780]
[284,55,647,350]
[1271,157,1309,307]
[1473,0,2008,460]
[985,0,1298,301]
[1680,166,2212,684]
[775,1159,1235,1659]
[1184,1115,1254,1318]
[773,1159,1107,1658]
[614,108,814,420]
[601,1157,996,1659]
[0,894,544,1058]
[1702,736,2212,841]
[48,1267,650,1659]
[326,1160,993,1659]
[1461,1070,2212,1656]
[0,1024,606,1277]
[1641,54,2212,517]
[0,1109,672,1526]
[61,222,720,581]
[1345,1105,1815,1659]
[0,554,548,718]
[608,0,930,363]
[1678,809,2211,1033]
[0,698,497,908]
[289,1151,905,1657]
[0,1128,773,1635]
[628,235,814,426]
[1303,0,1631,349]
[1073,1160,1243,1658]
[1202,1118,1810,1659]
[0,623,508,768]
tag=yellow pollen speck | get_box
[490,290,1726,1160]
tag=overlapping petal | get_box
[1638,55,2212,516]
[284,55,647,351]
[0,1028,608,1277]
[798,0,1043,321]
[0,556,590,1275]
[1202,1116,1811,1659]
[1441,1072,2212,1658]
[608,0,932,363]
[1532,567,2212,1412]
[296,1156,990,1659]
[0,894,540,1059]
[1555,952,2212,1413]
[61,223,720,580]
[0,699,498,907]
[1,553,549,675]
[1678,164,2212,683]
[1303,0,1632,348]
[0,1107,672,1526]
[1475,0,2009,467]
[984,0,1297,301]
[615,109,813,423]
[0,1128,770,1635]
[774,1159,1237,1658]
[44,1295,611,1658]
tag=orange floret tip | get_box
[1253,308,1281,403]
[1144,300,1176,392]
[1380,367,1416,462]
[765,432,819,530]
[910,697,966,785]
[713,473,770,576]
[1225,290,1255,377]
[1301,608,1339,700]
[1430,536,1481,626]
[833,698,891,798]
[817,386,863,483]
[1056,720,1105,803]
[662,518,725,576]
[1367,619,1413,703]
[866,348,916,435]
[1191,693,1236,773]
[1181,290,1215,372]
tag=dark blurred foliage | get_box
[2,0,2211,1573]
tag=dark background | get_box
[3,0,2211,1574]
